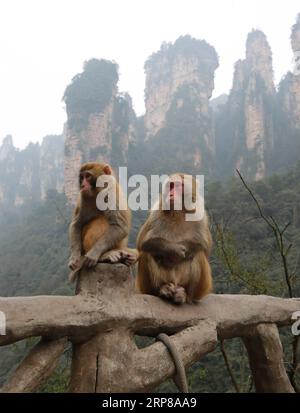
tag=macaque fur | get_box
[136,173,212,304]
[68,162,136,281]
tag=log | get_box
[1,338,67,393]
[0,264,299,346]
[69,321,217,393]
[0,264,299,393]
[243,324,295,393]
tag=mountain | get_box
[142,35,219,176]
[63,59,137,204]
[0,13,300,203]
[0,134,64,208]
[215,30,276,180]
[273,14,300,171]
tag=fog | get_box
[0,0,299,148]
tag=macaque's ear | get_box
[103,164,112,175]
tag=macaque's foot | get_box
[100,250,123,263]
[68,268,81,283]
[172,286,187,304]
[159,283,187,304]
[68,254,82,271]
[120,250,138,266]
[100,249,138,266]
[83,251,99,268]
[159,283,177,299]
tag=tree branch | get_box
[0,265,299,347]
[243,324,295,393]
[1,338,67,393]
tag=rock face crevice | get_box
[216,30,275,181]
[1,13,300,208]
[278,14,300,129]
[63,59,136,204]
[290,13,300,128]
[0,135,64,206]
[143,35,219,174]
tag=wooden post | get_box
[243,323,295,393]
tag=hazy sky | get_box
[0,0,299,149]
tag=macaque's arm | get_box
[83,210,129,267]
[69,219,82,255]
[180,240,202,260]
[68,214,83,271]
[141,237,186,262]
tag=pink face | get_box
[79,172,94,195]
[163,176,184,209]
[168,180,183,202]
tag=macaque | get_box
[136,173,212,304]
[68,162,136,281]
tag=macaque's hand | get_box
[168,243,187,259]
[68,253,82,271]
[83,249,101,268]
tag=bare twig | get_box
[236,170,293,298]
[220,340,240,393]
[236,169,298,389]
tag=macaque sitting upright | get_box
[136,173,212,304]
[68,162,136,281]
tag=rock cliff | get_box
[143,35,219,174]
[63,59,136,204]
[0,135,64,206]
[215,30,275,180]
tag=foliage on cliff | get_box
[63,59,119,131]
[0,135,64,207]
[1,165,300,391]
[145,35,219,76]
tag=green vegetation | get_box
[63,59,119,131]
[145,35,219,77]
[1,164,300,392]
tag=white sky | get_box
[0,0,299,149]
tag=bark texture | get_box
[0,263,299,393]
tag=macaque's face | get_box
[79,164,113,199]
[162,174,197,213]
[163,175,184,210]
[79,171,96,197]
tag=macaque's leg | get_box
[192,251,212,300]
[83,211,129,268]
[82,216,109,254]
[136,254,156,295]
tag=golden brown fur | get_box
[68,162,136,281]
[136,174,212,304]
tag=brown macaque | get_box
[136,173,212,304]
[68,162,136,281]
